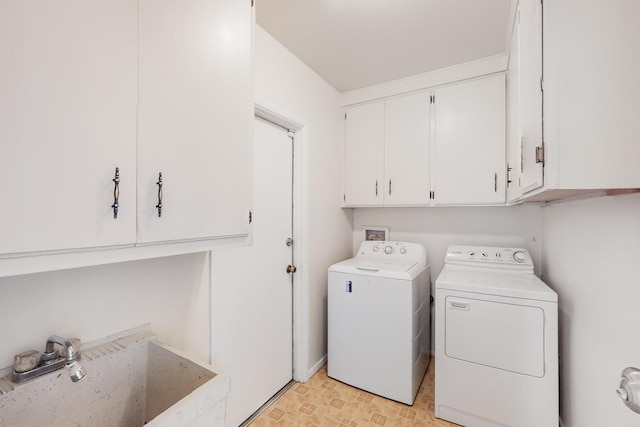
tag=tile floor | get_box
[250,359,458,426]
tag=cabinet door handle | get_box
[111,167,120,219]
[389,179,392,196]
[375,180,378,196]
[155,172,163,217]
[494,172,498,192]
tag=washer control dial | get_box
[384,245,393,254]
[372,246,379,252]
[513,250,526,263]
[399,247,407,255]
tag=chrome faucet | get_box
[12,335,87,383]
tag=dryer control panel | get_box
[444,245,534,272]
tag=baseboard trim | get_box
[307,355,327,380]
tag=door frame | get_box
[255,104,309,382]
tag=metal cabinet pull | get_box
[155,172,163,217]
[494,173,498,192]
[111,167,120,219]
[389,179,392,196]
[375,180,378,196]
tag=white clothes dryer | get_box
[328,241,430,405]
[435,245,558,427]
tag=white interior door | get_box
[211,117,293,427]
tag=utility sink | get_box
[0,330,229,427]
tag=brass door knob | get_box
[286,265,297,273]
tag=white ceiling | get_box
[256,0,514,93]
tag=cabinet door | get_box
[506,6,522,204]
[138,0,252,244]
[432,75,506,205]
[384,92,431,205]
[344,102,384,206]
[0,0,137,255]
[518,0,544,193]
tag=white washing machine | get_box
[435,245,558,427]
[328,240,431,405]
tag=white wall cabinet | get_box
[506,0,544,204]
[506,8,522,205]
[137,0,252,244]
[343,92,431,206]
[384,92,431,205]
[344,102,385,206]
[516,0,544,198]
[515,0,640,202]
[432,75,506,205]
[343,75,505,207]
[0,0,252,262]
[0,0,138,255]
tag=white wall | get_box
[353,205,543,280]
[541,192,640,427]
[0,253,211,370]
[254,25,353,376]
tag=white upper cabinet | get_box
[343,75,505,207]
[344,92,430,207]
[137,0,252,244]
[517,0,640,201]
[506,8,522,204]
[507,0,544,203]
[0,0,252,264]
[0,0,138,255]
[432,75,506,205]
[516,0,544,196]
[344,102,385,206]
[384,92,431,205]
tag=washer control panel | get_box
[444,245,534,271]
[358,241,426,264]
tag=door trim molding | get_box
[255,103,310,382]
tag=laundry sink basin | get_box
[0,330,229,427]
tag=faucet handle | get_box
[13,350,41,373]
[68,337,82,361]
[69,337,81,353]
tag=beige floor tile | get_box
[249,358,459,426]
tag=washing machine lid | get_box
[436,267,557,302]
[328,240,429,280]
[329,257,422,280]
